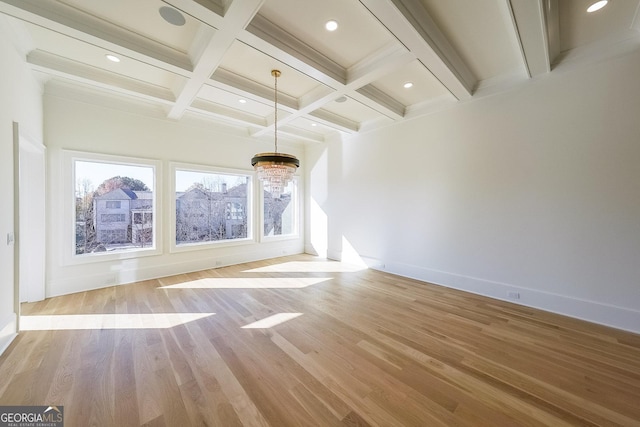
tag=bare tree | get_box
[75,178,95,254]
[132,211,152,248]
[176,187,212,243]
[175,176,248,244]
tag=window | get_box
[101,214,126,222]
[73,154,158,257]
[133,212,152,224]
[263,178,298,238]
[174,166,252,247]
[226,202,244,220]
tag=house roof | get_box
[176,184,248,200]
[226,183,247,197]
[177,187,210,200]
[96,188,138,200]
[133,191,153,199]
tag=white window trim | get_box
[259,176,301,242]
[169,162,255,254]
[63,150,162,265]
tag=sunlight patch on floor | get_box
[243,261,366,273]
[241,313,303,329]
[160,277,331,289]
[20,313,215,331]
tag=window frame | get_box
[105,201,121,209]
[259,176,300,242]
[170,162,255,253]
[64,150,162,265]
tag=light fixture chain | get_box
[274,71,278,154]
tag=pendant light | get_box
[251,70,299,198]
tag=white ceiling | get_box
[1,0,639,144]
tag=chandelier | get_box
[251,69,299,198]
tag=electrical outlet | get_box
[507,291,520,300]
[6,232,14,245]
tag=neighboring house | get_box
[175,187,221,242]
[224,183,249,239]
[130,191,153,245]
[93,188,153,247]
[175,183,249,243]
[93,183,290,248]
[264,192,291,236]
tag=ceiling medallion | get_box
[251,70,300,198]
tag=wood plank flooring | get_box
[1,254,640,426]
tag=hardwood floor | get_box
[1,254,639,426]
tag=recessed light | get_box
[403,82,414,89]
[238,99,247,104]
[159,6,186,26]
[105,54,120,63]
[335,96,347,103]
[325,20,338,31]
[311,123,317,127]
[587,0,608,12]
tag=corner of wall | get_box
[0,312,17,356]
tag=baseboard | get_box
[304,244,323,257]
[362,257,640,335]
[326,249,342,261]
[47,245,305,298]
[0,312,17,357]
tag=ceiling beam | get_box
[211,68,299,110]
[507,0,551,77]
[307,110,359,133]
[359,0,475,100]
[544,0,561,66]
[346,43,414,88]
[237,10,422,134]
[250,43,413,136]
[0,0,192,75]
[245,15,346,86]
[278,126,325,144]
[632,0,640,31]
[167,0,265,119]
[27,50,176,104]
[189,99,266,127]
[250,90,357,136]
[354,85,404,119]
[212,68,358,134]
[345,44,413,120]
[208,68,361,134]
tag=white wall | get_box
[45,88,305,297]
[315,49,640,333]
[0,22,43,354]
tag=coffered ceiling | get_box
[1,0,639,144]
